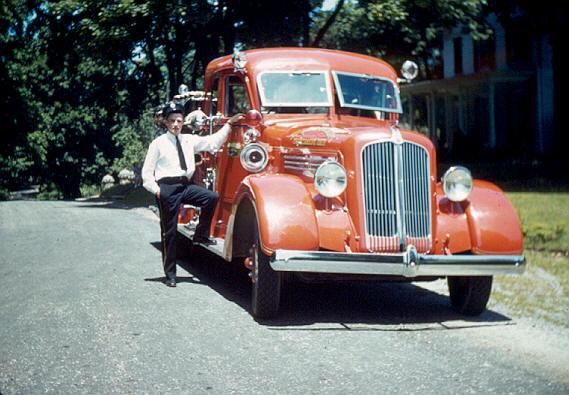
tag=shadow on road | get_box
[72,198,155,210]
[174,245,513,330]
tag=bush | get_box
[80,184,100,198]
[0,188,11,201]
[36,182,63,200]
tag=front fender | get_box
[465,180,523,254]
[235,174,319,254]
[435,180,523,255]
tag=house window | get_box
[474,38,496,72]
[454,37,463,75]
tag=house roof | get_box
[401,70,533,95]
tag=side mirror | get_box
[399,60,419,83]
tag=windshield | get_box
[257,71,332,107]
[333,71,401,113]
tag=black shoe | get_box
[193,235,217,245]
[165,278,176,287]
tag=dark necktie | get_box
[175,135,187,170]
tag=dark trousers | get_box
[156,182,218,280]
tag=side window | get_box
[207,77,219,116]
[225,75,250,115]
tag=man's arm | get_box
[142,140,160,196]
[193,114,244,153]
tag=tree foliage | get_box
[1,0,494,198]
[313,0,491,78]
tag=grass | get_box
[508,192,569,252]
[490,192,569,327]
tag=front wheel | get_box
[447,276,493,316]
[251,232,281,319]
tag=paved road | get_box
[1,200,568,394]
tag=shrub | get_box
[36,183,63,200]
[523,223,566,247]
[0,188,11,201]
[80,184,100,198]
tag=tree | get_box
[312,0,491,78]
[1,0,496,198]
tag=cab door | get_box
[212,74,252,238]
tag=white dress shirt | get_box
[142,124,231,195]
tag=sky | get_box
[322,0,339,11]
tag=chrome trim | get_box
[283,154,331,172]
[361,140,432,253]
[332,71,402,113]
[240,143,269,173]
[271,248,526,277]
[394,142,405,249]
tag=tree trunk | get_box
[311,0,345,47]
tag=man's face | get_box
[165,113,184,135]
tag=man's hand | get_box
[227,113,245,126]
[156,191,160,199]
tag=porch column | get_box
[488,81,496,149]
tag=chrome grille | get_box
[282,153,336,176]
[362,141,431,252]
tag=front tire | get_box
[448,276,493,316]
[251,232,281,319]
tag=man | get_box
[142,101,242,287]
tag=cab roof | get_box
[205,47,399,83]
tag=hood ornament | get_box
[390,125,404,144]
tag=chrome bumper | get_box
[270,246,525,277]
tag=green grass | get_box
[508,192,569,252]
[491,192,569,327]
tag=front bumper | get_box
[271,246,525,277]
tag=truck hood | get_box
[261,116,433,150]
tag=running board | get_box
[177,223,226,258]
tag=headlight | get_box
[240,143,268,173]
[442,166,473,202]
[314,161,347,198]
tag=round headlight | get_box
[240,143,268,173]
[443,166,473,202]
[314,161,347,198]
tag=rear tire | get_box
[251,230,281,319]
[448,276,493,316]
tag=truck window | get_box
[225,75,249,115]
[208,77,219,116]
